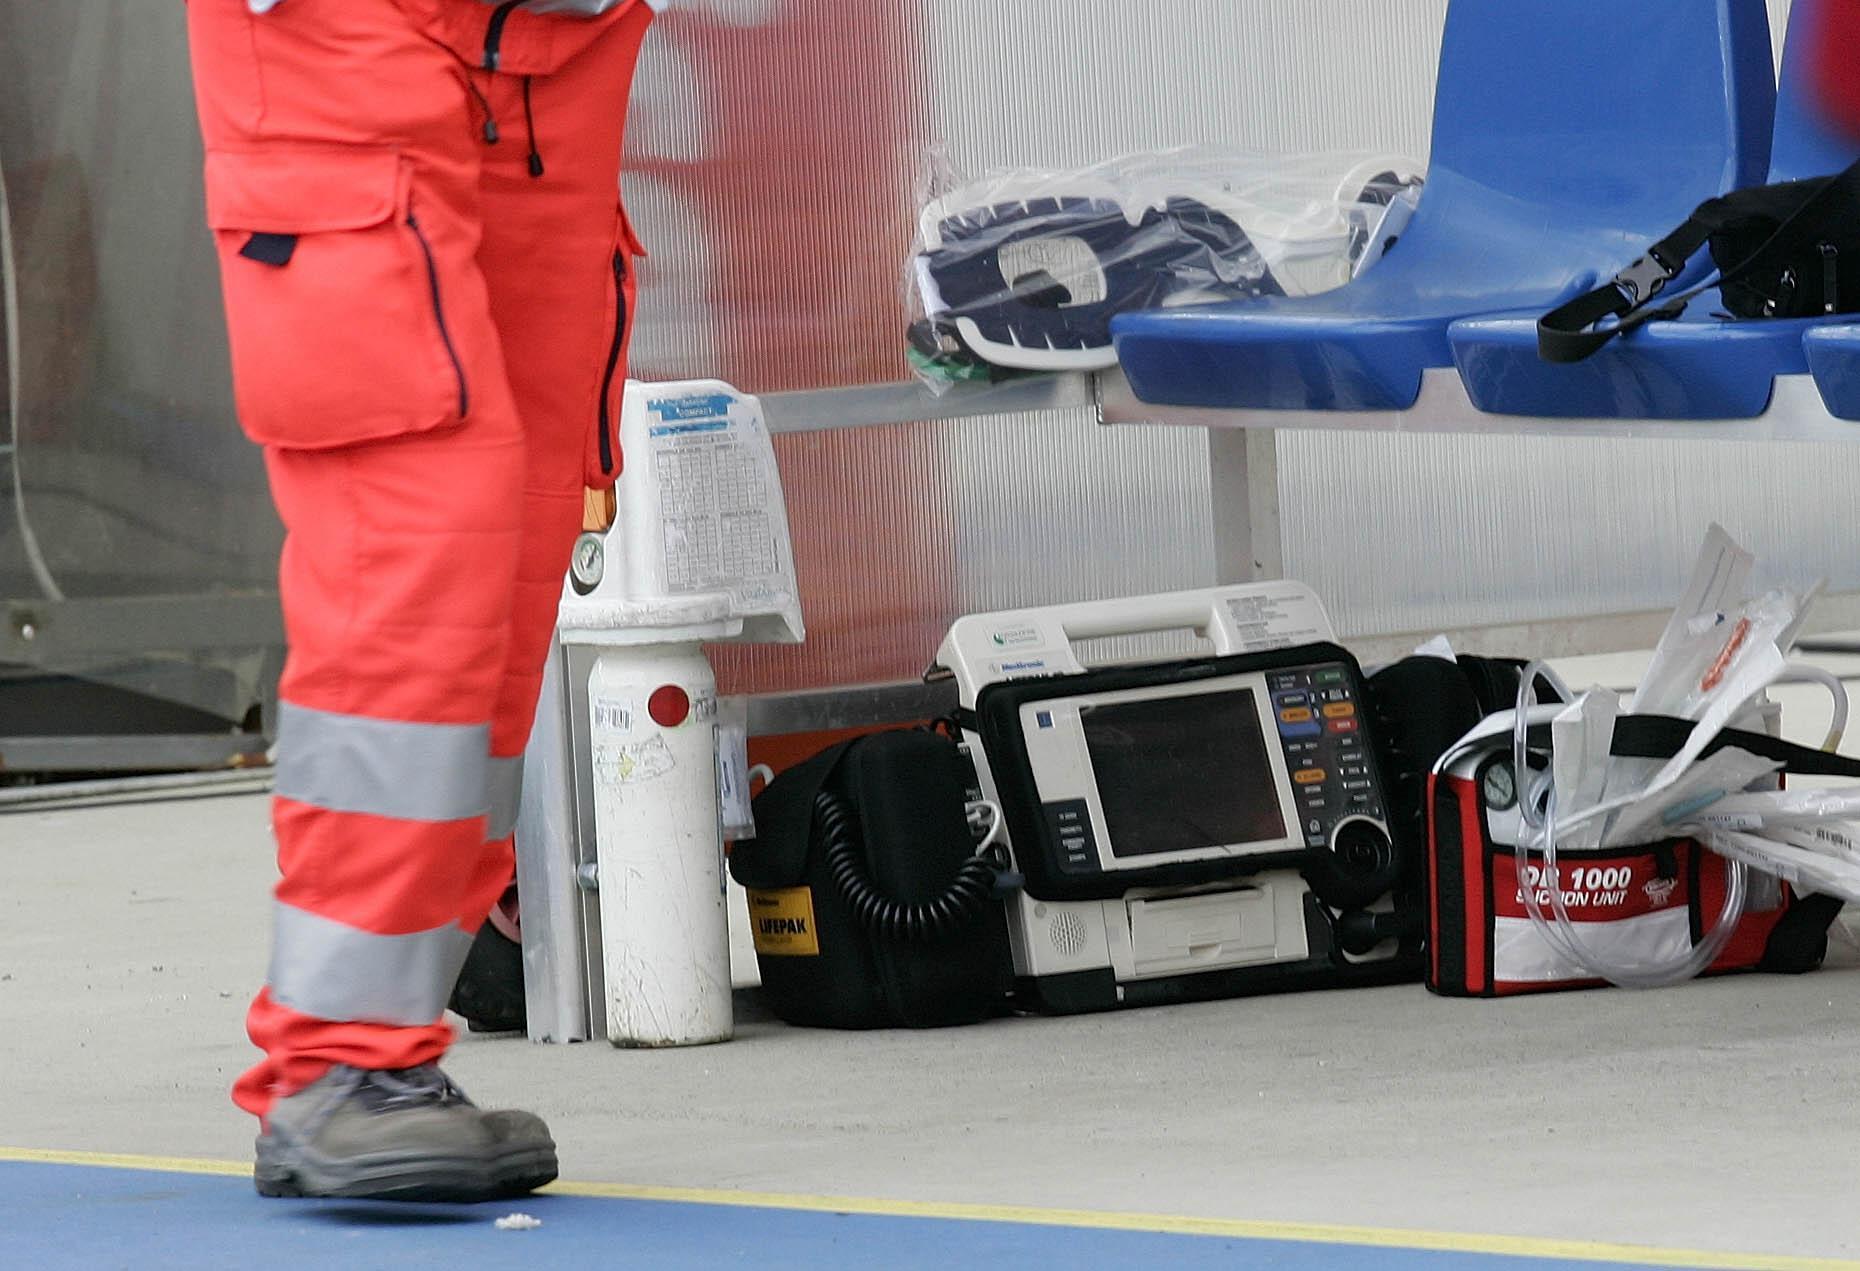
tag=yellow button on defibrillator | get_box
[1322,702,1356,719]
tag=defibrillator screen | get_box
[1082,689,1286,857]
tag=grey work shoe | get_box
[254,1064,557,1202]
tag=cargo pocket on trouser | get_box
[205,145,470,449]
[586,203,646,489]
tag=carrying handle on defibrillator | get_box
[1050,584,1332,660]
[934,584,1337,694]
[1055,596,1226,648]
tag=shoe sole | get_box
[256,1140,557,1204]
[493,1146,559,1198]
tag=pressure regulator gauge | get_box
[569,532,605,596]
[1481,759,1518,812]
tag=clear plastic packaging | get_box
[1501,527,1839,989]
[1511,661,1750,990]
[905,147,1423,387]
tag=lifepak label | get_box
[748,887,819,957]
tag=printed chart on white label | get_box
[648,399,789,608]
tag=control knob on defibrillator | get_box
[1307,815,1399,911]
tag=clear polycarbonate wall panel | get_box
[0,3,278,607]
[710,408,1213,693]
[709,419,957,693]
[621,0,934,391]
[1282,431,1860,641]
[924,0,1445,168]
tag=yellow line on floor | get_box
[0,1147,251,1179]
[545,1179,1859,1271]
[3,1145,1854,1271]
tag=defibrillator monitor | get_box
[975,645,1394,903]
[1026,679,1299,868]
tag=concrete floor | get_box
[5,776,1860,1264]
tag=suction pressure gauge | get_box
[1481,759,1518,812]
[570,532,605,596]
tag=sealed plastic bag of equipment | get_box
[905,147,1423,388]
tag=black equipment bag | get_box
[729,728,1011,1029]
[1363,652,1564,856]
[1539,158,1860,363]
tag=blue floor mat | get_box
[0,1160,1706,1270]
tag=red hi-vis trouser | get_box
[186,0,654,1119]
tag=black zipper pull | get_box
[1822,242,1840,314]
[522,76,544,178]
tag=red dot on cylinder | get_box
[648,685,691,728]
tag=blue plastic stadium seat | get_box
[1805,325,1860,419]
[1109,0,1776,413]
[1450,0,1857,421]
[1803,0,1860,427]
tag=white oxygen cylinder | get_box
[586,643,733,1047]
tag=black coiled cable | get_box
[815,789,999,943]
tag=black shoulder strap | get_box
[1538,158,1860,364]
[1609,713,1860,779]
[1516,712,1860,779]
[1538,231,1706,364]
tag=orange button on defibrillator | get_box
[1294,768,1327,784]
[1280,707,1314,724]
[1322,702,1356,719]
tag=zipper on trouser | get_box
[482,0,528,70]
[596,250,627,477]
[406,213,471,419]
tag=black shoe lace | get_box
[275,1064,479,1148]
[359,1064,475,1113]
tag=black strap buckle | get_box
[1613,250,1677,306]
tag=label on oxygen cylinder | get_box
[747,887,820,957]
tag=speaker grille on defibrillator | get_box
[1049,910,1088,958]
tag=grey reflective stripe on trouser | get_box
[269,903,475,1027]
[274,702,491,823]
[485,754,526,842]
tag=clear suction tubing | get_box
[1510,660,1746,989]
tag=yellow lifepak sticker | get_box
[748,887,820,957]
